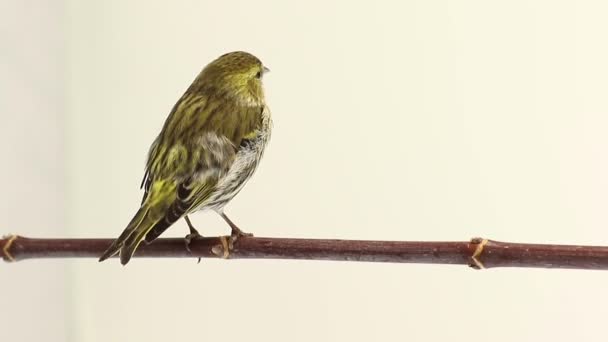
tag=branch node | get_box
[211,236,230,259]
[2,234,17,262]
[469,237,488,270]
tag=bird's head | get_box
[197,51,269,106]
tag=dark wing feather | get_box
[143,180,194,242]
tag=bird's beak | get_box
[263,66,270,74]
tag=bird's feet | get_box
[230,225,253,241]
[184,232,204,263]
[228,224,253,251]
[183,216,204,263]
[184,231,204,252]
[220,212,253,248]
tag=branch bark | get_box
[2,235,608,270]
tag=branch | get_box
[2,235,608,270]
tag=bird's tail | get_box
[98,205,162,265]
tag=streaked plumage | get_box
[99,51,272,265]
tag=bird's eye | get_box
[255,71,262,79]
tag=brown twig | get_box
[1,235,608,270]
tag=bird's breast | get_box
[198,108,272,211]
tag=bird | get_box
[99,51,272,265]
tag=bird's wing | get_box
[142,132,238,243]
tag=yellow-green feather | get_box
[100,51,268,264]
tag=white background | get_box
[2,1,608,341]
